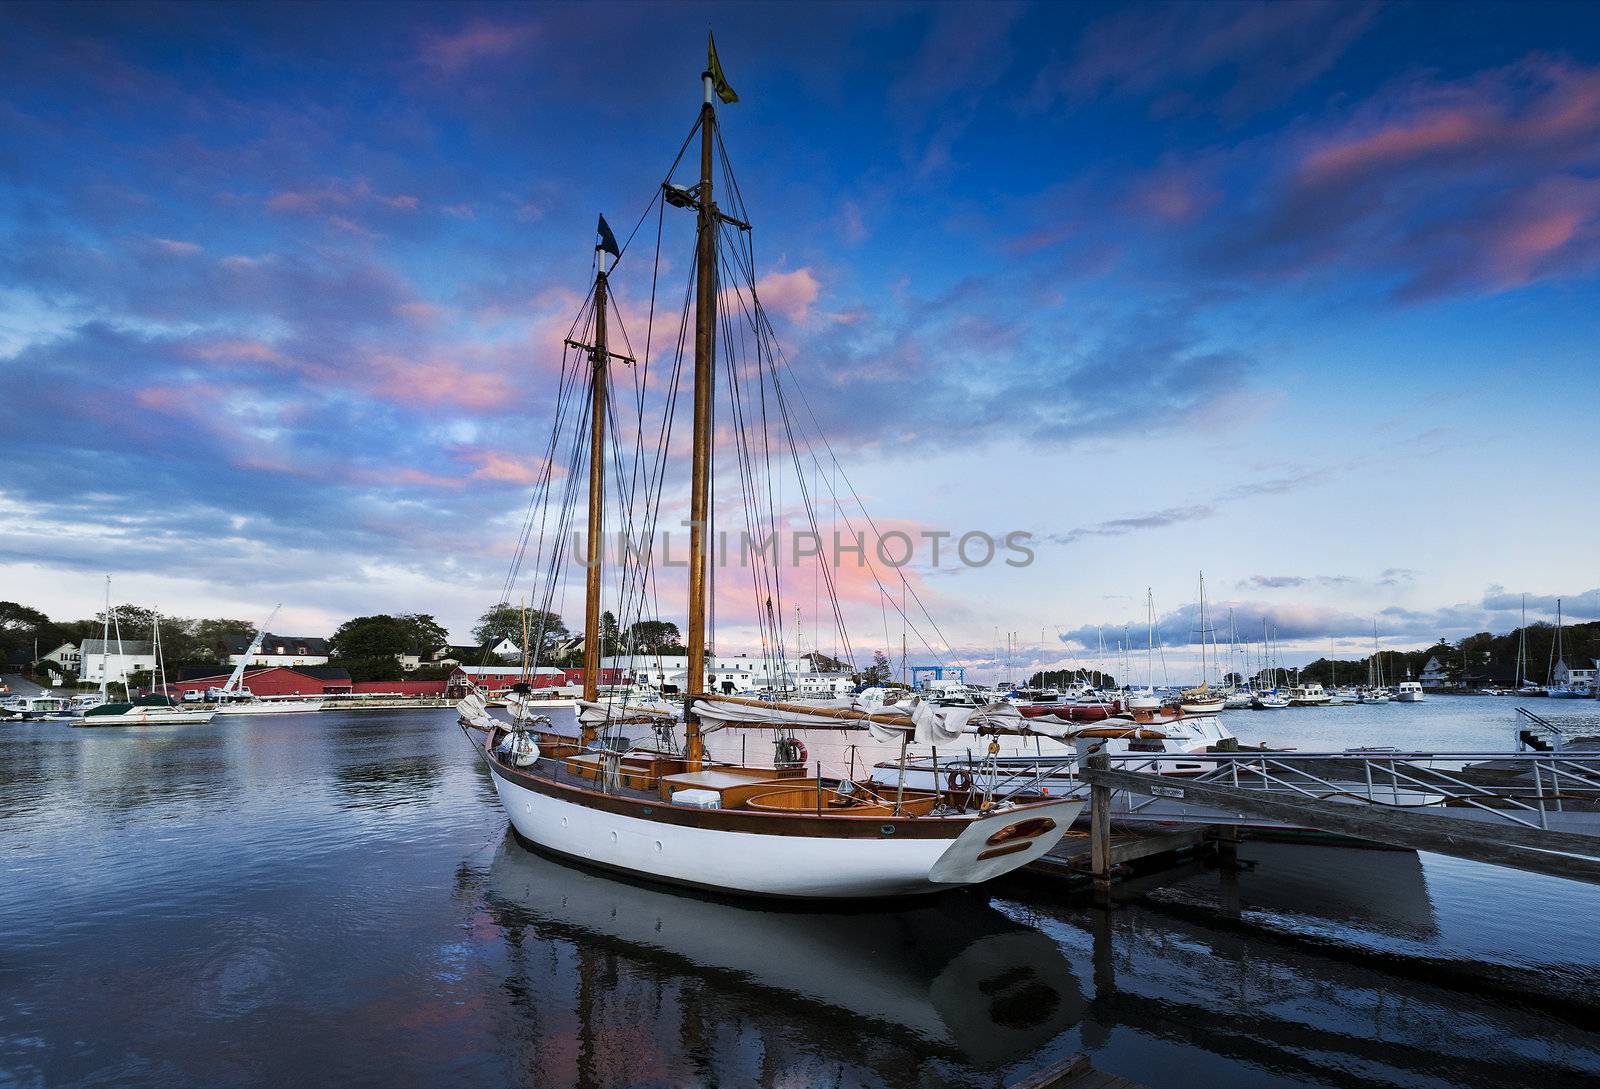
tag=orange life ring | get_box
[947,768,974,793]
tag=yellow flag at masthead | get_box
[707,31,738,104]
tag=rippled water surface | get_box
[3,700,1600,1088]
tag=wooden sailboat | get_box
[463,40,1078,899]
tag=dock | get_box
[1028,822,1220,884]
[1077,747,1600,888]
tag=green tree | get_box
[0,601,53,660]
[474,603,567,652]
[397,613,450,654]
[601,611,621,657]
[193,618,254,660]
[858,650,893,687]
[627,619,683,654]
[97,604,157,641]
[330,615,413,659]
[473,602,522,646]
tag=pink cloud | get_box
[364,353,517,411]
[394,300,443,327]
[420,20,537,75]
[460,449,550,485]
[1131,173,1216,224]
[1484,177,1600,291]
[153,238,201,255]
[384,194,420,210]
[1299,110,1484,186]
[133,384,208,412]
[190,338,287,365]
[755,267,820,322]
[266,190,328,213]
[392,467,461,489]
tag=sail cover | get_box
[577,695,677,726]
[689,694,1002,746]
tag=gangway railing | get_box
[1082,749,1600,885]
[1108,749,1600,834]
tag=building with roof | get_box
[172,665,354,697]
[600,652,855,696]
[1419,656,1452,690]
[221,633,331,669]
[41,642,80,672]
[80,639,157,684]
[445,664,622,698]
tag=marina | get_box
[4,700,1600,1087]
[5,4,1600,1088]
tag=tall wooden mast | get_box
[580,249,610,730]
[684,70,718,768]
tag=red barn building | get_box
[172,665,354,698]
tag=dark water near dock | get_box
[3,700,1600,1088]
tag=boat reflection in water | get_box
[475,833,1085,1075]
[999,842,1600,1089]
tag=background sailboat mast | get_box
[684,67,718,768]
[581,249,610,718]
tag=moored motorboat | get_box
[1286,682,1331,706]
[1393,680,1425,702]
[1,695,75,720]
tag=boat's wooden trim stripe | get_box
[489,756,968,840]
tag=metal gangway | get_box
[1082,743,1600,885]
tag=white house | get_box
[1552,659,1598,688]
[41,642,80,672]
[222,633,330,669]
[1419,656,1452,689]
[601,652,857,696]
[80,639,157,684]
[488,637,522,661]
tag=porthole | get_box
[610,830,618,843]
[880,824,896,836]
[654,840,663,852]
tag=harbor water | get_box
[4,699,1600,1088]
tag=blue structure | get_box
[909,665,965,690]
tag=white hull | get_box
[1393,692,1425,702]
[489,767,1080,899]
[75,708,216,726]
[212,700,323,715]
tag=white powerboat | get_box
[1393,681,1425,703]
[1287,683,1331,706]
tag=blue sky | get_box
[3,1,1598,677]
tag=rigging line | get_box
[498,336,583,617]
[701,177,950,662]
[714,221,857,669]
[608,199,668,647]
[715,239,866,668]
[506,279,598,594]
[767,331,954,661]
[610,229,697,672]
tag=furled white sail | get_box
[576,696,677,726]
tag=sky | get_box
[3,0,1599,680]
